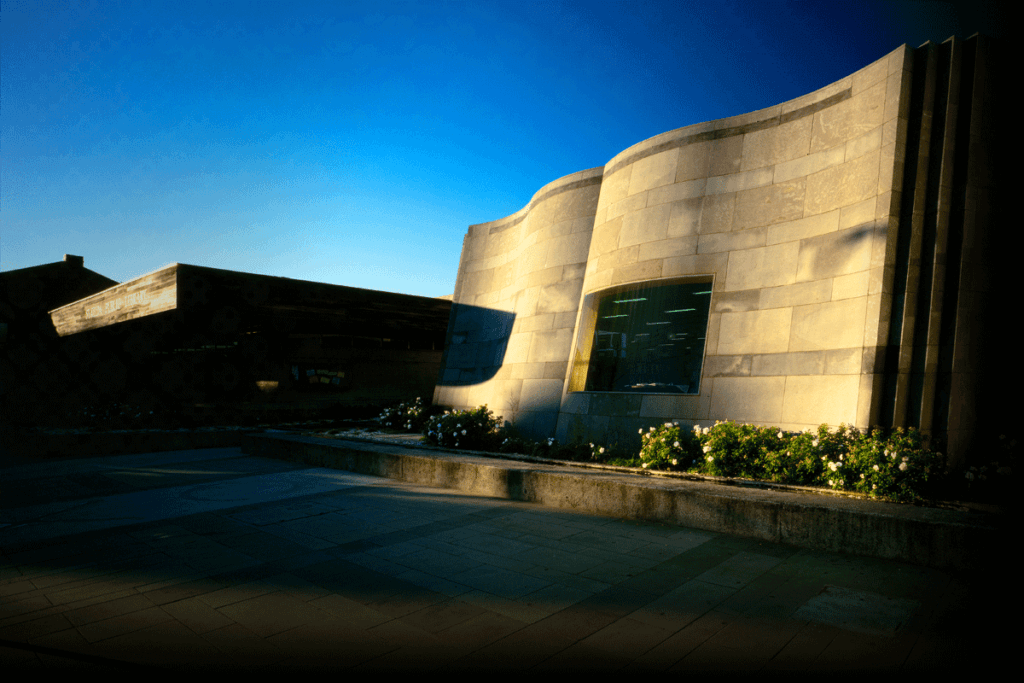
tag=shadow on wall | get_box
[790,222,882,286]
[436,303,516,387]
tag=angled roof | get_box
[48,262,452,338]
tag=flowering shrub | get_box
[424,405,503,450]
[767,428,826,485]
[694,421,785,479]
[416,402,950,503]
[809,423,859,491]
[377,397,431,433]
[497,431,535,456]
[682,421,943,502]
[495,430,595,462]
[582,441,639,467]
[961,433,1016,503]
[639,422,699,471]
[848,426,941,502]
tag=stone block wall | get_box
[558,45,905,446]
[435,169,602,439]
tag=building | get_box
[434,35,1006,468]
[0,255,120,425]
[47,262,453,415]
[4,260,451,426]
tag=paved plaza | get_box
[0,447,999,671]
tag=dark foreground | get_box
[0,447,1003,671]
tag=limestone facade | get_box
[435,35,998,465]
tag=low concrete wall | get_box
[242,432,1000,570]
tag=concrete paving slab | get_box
[794,585,919,636]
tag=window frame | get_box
[568,276,713,395]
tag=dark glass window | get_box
[583,281,711,393]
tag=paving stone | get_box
[158,595,236,634]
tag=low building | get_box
[434,35,1007,468]
[43,263,451,417]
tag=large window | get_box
[573,280,711,394]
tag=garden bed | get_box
[309,427,1004,515]
[356,398,1016,511]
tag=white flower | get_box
[829,461,839,471]
[873,465,879,471]
[829,479,834,486]
[777,431,784,439]
[665,422,673,428]
[639,429,643,434]
[860,473,865,479]
[462,429,467,435]
[812,439,819,447]
[706,455,714,462]
[674,441,680,448]
[703,427,710,435]
[899,462,907,471]
[599,447,605,454]
[642,462,649,469]
[672,459,678,465]
[703,445,710,453]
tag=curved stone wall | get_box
[437,35,995,458]
[435,167,602,438]
[560,44,901,445]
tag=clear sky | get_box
[1,0,1006,297]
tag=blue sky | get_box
[1,0,1005,297]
